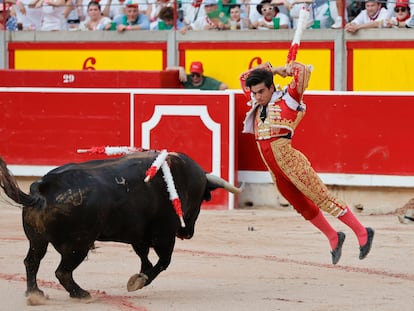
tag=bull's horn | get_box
[206,174,242,194]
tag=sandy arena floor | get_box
[0,200,413,311]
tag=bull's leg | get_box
[128,235,175,291]
[149,236,175,284]
[54,248,91,299]
[132,243,153,272]
[24,237,48,297]
[127,243,153,291]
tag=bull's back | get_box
[25,152,206,242]
[31,155,157,210]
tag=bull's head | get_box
[175,174,241,240]
[176,226,195,240]
[176,204,201,240]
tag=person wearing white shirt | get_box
[287,0,337,29]
[148,0,172,23]
[29,0,68,31]
[84,0,135,21]
[406,12,414,26]
[91,0,124,19]
[65,0,83,29]
[330,0,353,28]
[345,0,391,33]
[383,0,412,28]
[386,0,414,15]
[13,0,43,30]
[185,0,222,31]
[181,0,206,26]
[248,0,264,24]
[253,0,290,29]
[247,0,290,25]
[79,0,111,30]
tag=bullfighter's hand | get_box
[273,66,288,78]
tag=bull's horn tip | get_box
[232,187,243,194]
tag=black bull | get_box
[0,151,241,299]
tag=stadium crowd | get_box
[0,0,413,31]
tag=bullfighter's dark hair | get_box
[245,69,274,89]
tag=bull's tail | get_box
[0,157,41,207]
[206,174,242,194]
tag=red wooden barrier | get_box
[2,70,414,208]
[0,87,235,210]
[0,70,182,88]
[237,92,414,176]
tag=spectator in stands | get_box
[80,1,111,30]
[0,2,11,30]
[331,0,366,28]
[247,0,263,24]
[150,6,185,30]
[233,3,253,29]
[383,0,412,28]
[111,0,150,31]
[347,0,364,22]
[386,0,414,15]
[166,61,228,90]
[330,0,347,28]
[6,3,18,30]
[98,0,128,20]
[286,0,333,29]
[254,0,290,29]
[228,3,251,29]
[182,0,205,25]
[181,0,205,30]
[65,0,83,30]
[115,0,127,18]
[407,10,414,26]
[285,0,308,29]
[10,7,20,30]
[29,0,69,31]
[345,0,391,33]
[189,0,230,30]
[149,0,172,23]
[248,0,290,26]
[139,0,154,19]
[12,0,42,30]
[218,0,237,17]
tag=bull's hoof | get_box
[70,289,91,299]
[127,273,148,292]
[25,288,44,297]
[26,292,49,306]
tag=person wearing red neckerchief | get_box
[384,0,412,28]
[345,0,391,33]
[180,0,206,33]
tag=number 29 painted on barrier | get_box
[63,74,75,84]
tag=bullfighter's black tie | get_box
[260,105,267,122]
